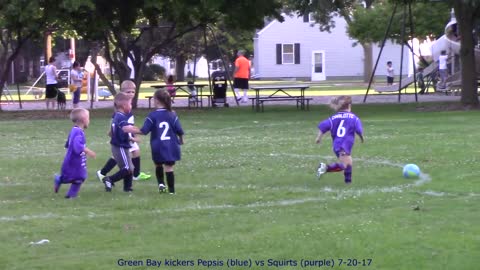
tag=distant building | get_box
[253,14,410,81]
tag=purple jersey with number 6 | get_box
[318,111,363,156]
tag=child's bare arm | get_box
[315,131,325,144]
[123,125,141,134]
[84,147,96,159]
[178,135,184,145]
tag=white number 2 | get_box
[336,120,346,137]
[159,122,171,140]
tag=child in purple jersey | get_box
[123,89,184,194]
[315,96,364,184]
[54,108,96,198]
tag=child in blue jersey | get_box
[315,96,364,184]
[54,108,96,198]
[102,92,134,192]
[123,89,184,194]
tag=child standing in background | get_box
[54,108,96,198]
[315,96,364,184]
[123,89,184,194]
[386,61,394,85]
[101,92,134,192]
[165,75,176,102]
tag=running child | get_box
[54,108,96,198]
[315,96,364,184]
[96,80,151,182]
[123,89,184,194]
[101,92,134,192]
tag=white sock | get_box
[234,88,241,99]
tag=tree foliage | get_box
[60,0,283,107]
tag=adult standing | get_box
[45,56,59,110]
[70,61,83,108]
[233,50,250,103]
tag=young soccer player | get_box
[123,89,184,194]
[101,92,134,192]
[315,96,364,184]
[96,80,151,182]
[54,108,96,198]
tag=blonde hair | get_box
[70,108,89,123]
[329,96,352,111]
[120,80,136,92]
[114,92,131,109]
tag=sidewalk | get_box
[0,94,460,111]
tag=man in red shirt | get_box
[233,50,250,103]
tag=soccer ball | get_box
[402,164,420,178]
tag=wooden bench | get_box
[250,96,313,112]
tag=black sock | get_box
[156,165,164,185]
[132,157,140,178]
[109,168,129,183]
[123,173,133,191]
[166,171,175,193]
[101,158,117,175]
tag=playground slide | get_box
[374,61,438,92]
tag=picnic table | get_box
[249,84,312,112]
[149,83,212,108]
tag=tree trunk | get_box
[175,54,186,82]
[454,3,479,107]
[362,43,373,83]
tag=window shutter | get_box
[294,43,300,64]
[276,44,282,64]
[303,14,309,22]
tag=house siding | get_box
[254,15,410,80]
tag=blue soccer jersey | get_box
[110,111,132,148]
[318,111,363,156]
[61,126,87,181]
[140,109,184,163]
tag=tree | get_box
[62,0,283,108]
[0,1,47,109]
[451,0,480,106]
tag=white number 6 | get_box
[336,120,346,137]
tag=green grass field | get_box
[0,103,479,270]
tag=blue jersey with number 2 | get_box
[140,109,184,163]
[318,111,363,156]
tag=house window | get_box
[276,43,300,65]
[282,44,294,64]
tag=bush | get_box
[143,64,165,81]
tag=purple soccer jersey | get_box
[61,126,87,181]
[318,111,363,156]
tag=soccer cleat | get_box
[54,174,62,193]
[158,184,167,193]
[96,170,105,183]
[138,172,151,181]
[316,163,327,179]
[103,177,112,192]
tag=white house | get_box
[253,14,410,81]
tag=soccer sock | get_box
[166,171,175,193]
[132,157,140,178]
[243,89,248,98]
[156,165,165,185]
[66,182,82,198]
[123,173,133,191]
[344,165,352,184]
[234,88,241,99]
[109,168,129,183]
[101,158,117,175]
[327,163,345,172]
